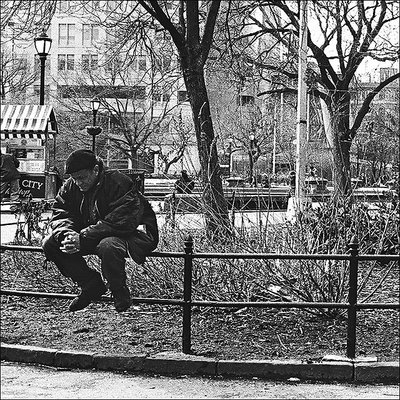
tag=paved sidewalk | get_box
[3,361,400,399]
[1,343,398,384]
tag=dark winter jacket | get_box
[174,173,195,194]
[49,164,159,264]
[0,153,20,181]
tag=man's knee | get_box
[96,237,127,257]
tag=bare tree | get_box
[0,0,56,41]
[242,0,399,196]
[353,106,399,185]
[0,48,37,101]
[154,111,194,175]
[11,0,231,236]
[134,1,232,236]
[76,0,232,236]
[54,57,187,170]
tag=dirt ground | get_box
[1,295,399,362]
[1,248,399,362]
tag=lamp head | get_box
[34,30,52,56]
[91,97,101,112]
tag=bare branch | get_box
[350,72,400,139]
[201,0,221,63]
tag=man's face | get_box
[70,165,99,192]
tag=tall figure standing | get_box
[0,149,20,205]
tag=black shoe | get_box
[69,283,107,312]
[112,285,132,313]
[69,292,92,312]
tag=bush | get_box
[3,196,399,320]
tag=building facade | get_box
[2,1,397,185]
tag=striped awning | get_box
[1,104,58,140]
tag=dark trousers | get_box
[0,178,20,202]
[42,233,129,293]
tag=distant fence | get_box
[1,237,399,359]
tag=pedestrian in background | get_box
[174,170,195,194]
[0,148,20,204]
[42,149,159,313]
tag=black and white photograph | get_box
[1,1,399,398]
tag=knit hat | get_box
[65,149,97,174]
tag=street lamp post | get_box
[91,97,100,126]
[34,31,52,105]
[87,97,102,154]
[249,134,255,185]
[34,30,53,200]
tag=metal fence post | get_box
[182,235,194,354]
[347,236,359,359]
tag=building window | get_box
[91,54,98,69]
[81,54,98,71]
[58,54,74,71]
[82,24,99,46]
[105,56,112,71]
[82,54,90,70]
[105,29,115,45]
[103,86,145,99]
[58,54,66,70]
[177,90,188,103]
[58,0,72,12]
[105,56,122,72]
[138,56,146,71]
[33,84,50,99]
[152,92,162,102]
[34,55,51,73]
[237,95,255,106]
[134,86,146,100]
[58,84,146,100]
[155,54,172,71]
[152,88,170,102]
[58,23,75,47]
[67,54,74,70]
[128,55,146,72]
[58,85,74,98]
[380,67,396,83]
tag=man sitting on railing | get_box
[42,149,159,313]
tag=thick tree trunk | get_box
[321,96,352,197]
[130,148,139,170]
[330,134,351,196]
[181,54,232,237]
[332,94,352,196]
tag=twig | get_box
[276,333,287,349]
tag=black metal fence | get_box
[1,237,399,359]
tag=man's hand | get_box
[60,232,80,254]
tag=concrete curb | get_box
[1,343,399,383]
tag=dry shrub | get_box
[129,196,399,318]
[2,195,398,319]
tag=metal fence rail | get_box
[1,238,399,359]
